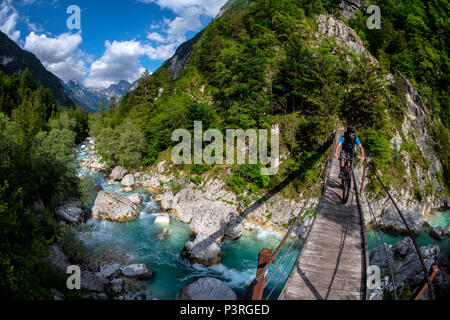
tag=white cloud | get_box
[140,0,227,17]
[24,32,82,63]
[24,31,89,82]
[86,40,149,88]
[143,0,226,57]
[0,0,21,41]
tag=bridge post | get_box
[411,264,438,300]
[252,248,274,300]
[359,158,367,195]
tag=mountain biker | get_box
[334,125,365,179]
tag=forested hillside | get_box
[0,70,89,299]
[90,0,448,203]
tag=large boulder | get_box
[181,236,222,266]
[157,228,170,241]
[444,224,450,237]
[370,237,440,290]
[154,213,170,225]
[121,174,135,187]
[179,277,237,300]
[121,264,154,280]
[81,271,110,292]
[55,199,83,224]
[127,193,143,205]
[41,244,70,272]
[429,226,445,240]
[98,263,122,279]
[378,207,424,236]
[110,166,128,181]
[92,190,141,222]
[109,278,124,294]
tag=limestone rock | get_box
[154,213,170,225]
[444,224,450,237]
[179,277,237,300]
[41,244,70,272]
[121,264,154,280]
[110,166,128,181]
[181,236,222,266]
[127,193,143,205]
[55,199,83,224]
[379,207,423,236]
[121,174,135,187]
[98,263,122,279]
[429,226,445,240]
[339,0,364,20]
[316,14,378,65]
[157,228,170,241]
[81,271,110,292]
[370,237,440,290]
[92,190,141,222]
[109,278,124,294]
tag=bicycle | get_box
[339,156,354,204]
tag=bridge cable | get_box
[238,142,334,300]
[353,163,398,300]
[263,198,321,299]
[373,171,434,300]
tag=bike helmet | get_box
[347,125,355,133]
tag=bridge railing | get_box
[353,159,438,300]
[352,159,398,300]
[240,129,338,300]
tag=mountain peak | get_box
[65,79,132,112]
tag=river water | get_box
[367,210,450,254]
[74,142,300,300]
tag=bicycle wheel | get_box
[342,171,351,204]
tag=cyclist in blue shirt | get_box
[334,125,365,179]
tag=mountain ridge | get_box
[66,79,131,112]
[0,30,74,108]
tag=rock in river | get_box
[127,193,143,205]
[55,199,83,224]
[110,166,128,181]
[378,207,424,236]
[181,235,222,266]
[429,226,445,240]
[121,174,135,187]
[121,264,154,280]
[92,190,141,222]
[154,213,170,225]
[179,277,237,300]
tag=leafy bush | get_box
[363,128,392,170]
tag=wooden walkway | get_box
[278,129,368,300]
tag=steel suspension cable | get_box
[353,162,398,300]
[238,151,332,300]
[373,171,434,300]
[263,191,321,288]
[264,203,320,300]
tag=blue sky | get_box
[0,0,227,87]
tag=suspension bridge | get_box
[241,128,438,301]
[278,128,368,300]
